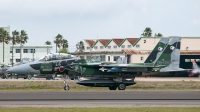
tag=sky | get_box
[1,0,200,52]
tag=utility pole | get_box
[32,49,35,61]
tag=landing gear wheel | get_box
[27,75,33,80]
[118,83,126,90]
[64,85,70,91]
[109,86,117,90]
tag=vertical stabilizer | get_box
[154,36,184,72]
[144,37,169,63]
[192,60,200,70]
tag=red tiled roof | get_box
[112,39,124,46]
[123,50,200,55]
[122,49,151,55]
[99,39,110,46]
[126,38,138,45]
[85,40,96,47]
[181,51,200,54]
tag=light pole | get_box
[0,32,5,65]
[32,49,35,61]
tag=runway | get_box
[0,90,199,107]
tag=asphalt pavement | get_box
[0,90,199,107]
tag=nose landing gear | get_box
[63,75,70,91]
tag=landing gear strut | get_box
[63,75,70,91]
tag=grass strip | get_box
[0,81,199,90]
[0,107,200,112]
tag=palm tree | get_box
[61,39,68,49]
[58,39,68,54]
[54,34,63,53]
[11,30,19,66]
[45,41,52,54]
[0,28,10,64]
[18,30,28,62]
[76,41,84,52]
[141,27,152,37]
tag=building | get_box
[10,45,53,64]
[0,26,11,65]
[71,36,200,70]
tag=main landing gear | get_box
[108,83,126,90]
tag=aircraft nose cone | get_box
[6,64,31,74]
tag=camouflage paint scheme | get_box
[7,37,183,78]
[68,37,183,78]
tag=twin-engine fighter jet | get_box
[67,36,185,90]
[7,37,185,91]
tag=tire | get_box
[64,85,70,91]
[118,83,126,90]
[109,86,117,90]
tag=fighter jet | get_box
[6,53,80,78]
[67,36,185,90]
[7,37,185,91]
[189,60,200,77]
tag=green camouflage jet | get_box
[7,37,184,90]
[67,36,184,90]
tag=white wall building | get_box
[71,37,200,64]
[10,45,53,64]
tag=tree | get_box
[11,30,19,66]
[141,27,152,37]
[58,48,68,53]
[45,41,52,54]
[76,41,84,52]
[61,39,68,49]
[18,30,28,62]
[0,28,10,64]
[54,34,63,53]
[45,41,51,45]
[154,33,163,37]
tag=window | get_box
[185,59,190,62]
[94,46,98,49]
[86,56,91,60]
[144,40,146,43]
[113,45,117,49]
[10,50,13,53]
[108,56,110,62]
[16,49,20,53]
[87,47,90,50]
[16,59,21,62]
[100,46,104,49]
[23,49,28,53]
[121,45,125,48]
[100,55,105,61]
[127,45,131,48]
[107,46,111,49]
[31,49,35,53]
[196,59,200,62]
[136,44,140,48]
[80,56,84,59]
[114,56,120,61]
[140,57,143,61]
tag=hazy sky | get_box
[1,0,200,52]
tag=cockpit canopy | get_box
[39,53,76,61]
